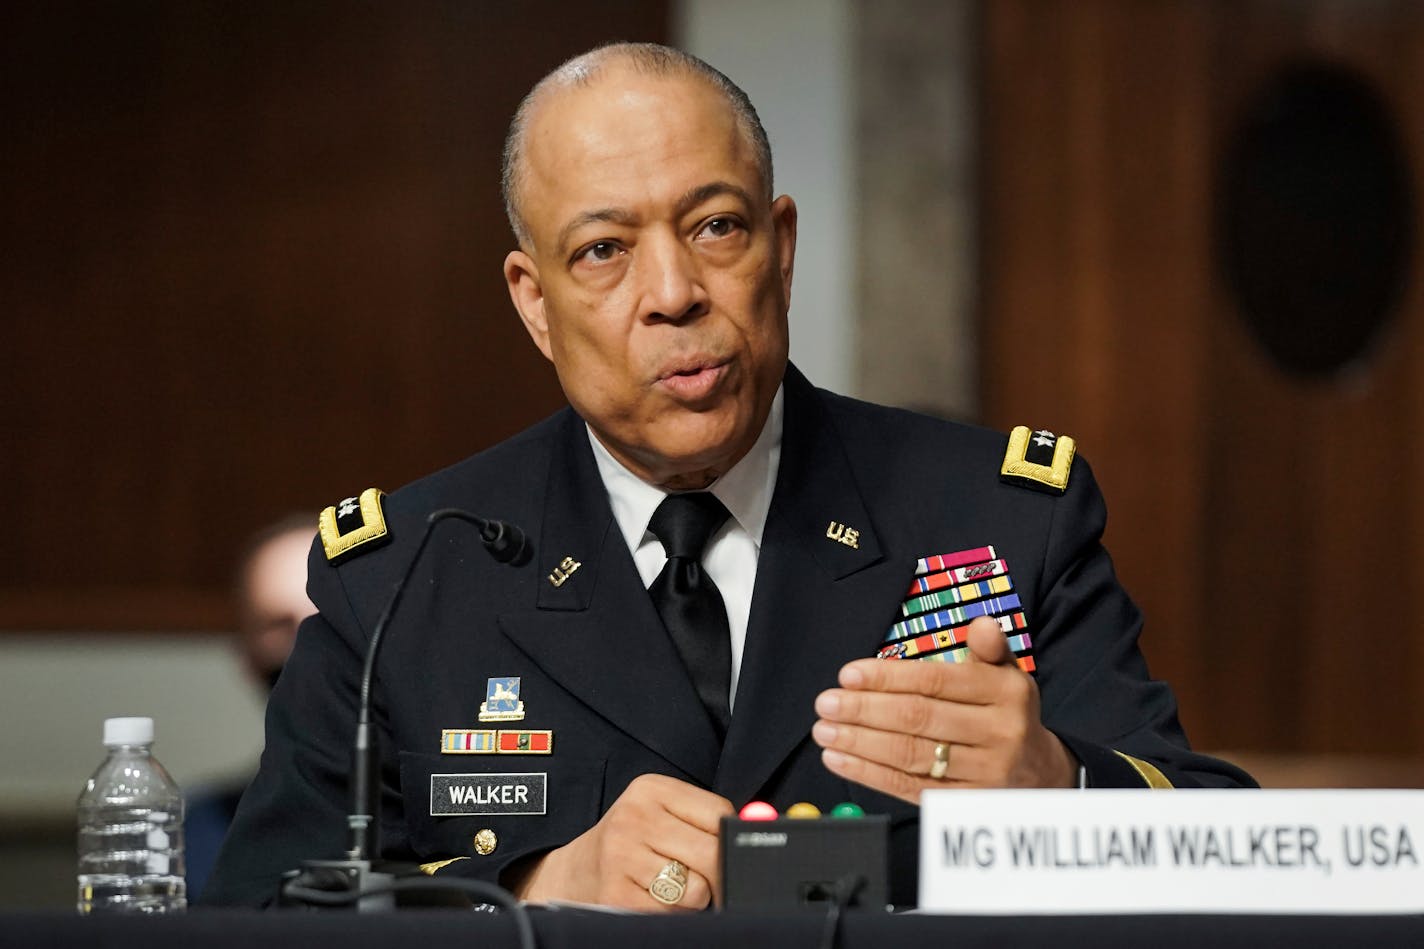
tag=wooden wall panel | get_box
[1,2,668,630]
[982,0,1215,731]
[1203,3,1424,754]
[982,0,1424,755]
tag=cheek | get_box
[548,279,644,366]
[723,261,789,341]
[726,247,785,303]
[545,308,641,418]
[548,311,621,373]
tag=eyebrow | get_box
[555,207,638,256]
[674,181,756,218]
[553,181,757,256]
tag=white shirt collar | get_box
[587,385,784,553]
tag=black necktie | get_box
[648,492,733,740]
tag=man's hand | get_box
[508,773,733,910]
[811,617,1078,802]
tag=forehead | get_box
[520,68,761,244]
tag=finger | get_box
[816,683,1000,742]
[819,747,970,805]
[820,740,1023,792]
[644,817,721,899]
[610,863,703,912]
[659,783,735,834]
[616,783,724,903]
[838,655,1005,706]
[964,616,1014,664]
[638,849,715,911]
[813,718,962,775]
[820,712,1008,775]
[628,773,734,833]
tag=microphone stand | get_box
[281,508,530,911]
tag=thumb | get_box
[964,616,1013,665]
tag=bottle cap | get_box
[102,717,154,746]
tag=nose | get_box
[637,231,709,323]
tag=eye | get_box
[575,240,623,264]
[697,216,742,240]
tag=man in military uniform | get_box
[205,43,1252,910]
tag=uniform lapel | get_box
[715,368,912,804]
[495,411,720,785]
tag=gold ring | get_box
[648,859,688,905]
[929,742,950,780]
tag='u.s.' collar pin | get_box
[548,555,581,587]
[826,521,860,550]
[478,676,526,722]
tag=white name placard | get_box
[919,789,1424,914]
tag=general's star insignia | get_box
[1000,426,1077,495]
[319,488,390,564]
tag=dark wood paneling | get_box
[982,0,1215,735]
[982,0,1424,754]
[1203,3,1424,755]
[1,2,668,630]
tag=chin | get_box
[652,424,749,480]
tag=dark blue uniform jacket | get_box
[205,365,1254,908]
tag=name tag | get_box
[430,772,547,816]
[920,789,1424,914]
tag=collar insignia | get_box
[547,555,581,588]
[826,521,861,549]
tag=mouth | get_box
[655,357,731,401]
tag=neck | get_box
[589,432,753,493]
[656,469,721,492]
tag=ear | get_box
[504,249,554,363]
[770,194,798,302]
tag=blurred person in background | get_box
[185,513,316,900]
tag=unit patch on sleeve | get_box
[318,487,390,564]
[999,426,1076,495]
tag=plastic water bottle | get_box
[77,717,187,914]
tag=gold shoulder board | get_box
[999,426,1076,495]
[318,487,390,564]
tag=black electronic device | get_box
[719,813,890,911]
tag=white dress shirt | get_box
[587,386,784,712]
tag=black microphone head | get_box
[481,520,532,566]
[425,509,531,566]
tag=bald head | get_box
[501,42,773,248]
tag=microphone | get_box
[282,507,530,911]
[443,508,532,567]
[349,509,529,864]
